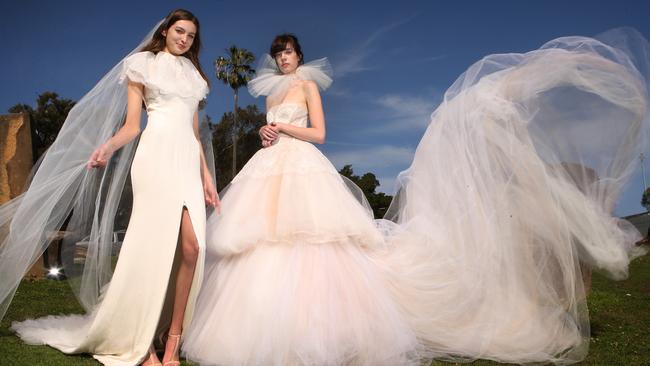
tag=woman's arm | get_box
[274,81,326,144]
[193,110,220,210]
[259,97,278,147]
[87,81,144,168]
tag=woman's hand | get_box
[87,143,115,169]
[203,177,221,214]
[259,123,280,148]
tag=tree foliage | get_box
[9,91,75,163]
[210,105,267,191]
[215,46,256,176]
[215,46,256,91]
[338,164,393,218]
[641,187,650,211]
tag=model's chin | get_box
[282,66,297,74]
[168,46,187,56]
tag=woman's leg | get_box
[162,208,199,364]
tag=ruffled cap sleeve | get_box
[120,51,154,85]
[119,51,208,101]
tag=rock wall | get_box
[0,113,43,277]
[0,112,33,203]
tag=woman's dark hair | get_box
[140,9,209,84]
[270,33,304,65]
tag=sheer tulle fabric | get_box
[210,142,382,256]
[0,25,158,321]
[247,54,333,103]
[184,243,419,366]
[185,98,415,365]
[376,29,649,364]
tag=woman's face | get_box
[274,44,301,74]
[162,20,197,56]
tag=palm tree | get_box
[215,46,256,176]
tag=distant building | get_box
[624,211,650,239]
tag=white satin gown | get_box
[12,51,209,366]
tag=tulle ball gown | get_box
[183,99,419,365]
[183,29,649,366]
[10,50,209,365]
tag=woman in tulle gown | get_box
[7,9,218,366]
[184,30,649,366]
[182,33,419,366]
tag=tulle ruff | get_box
[247,55,332,100]
[206,138,383,257]
[183,242,419,366]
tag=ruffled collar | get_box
[133,51,208,100]
[247,54,333,99]
[156,50,194,67]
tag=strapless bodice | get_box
[266,102,308,128]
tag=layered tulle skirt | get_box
[183,242,422,366]
[183,138,419,365]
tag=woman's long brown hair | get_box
[140,9,209,85]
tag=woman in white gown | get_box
[6,9,218,366]
[183,34,418,366]
[184,30,649,366]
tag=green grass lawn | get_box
[1,255,648,365]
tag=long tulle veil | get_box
[378,28,649,363]
[385,27,649,272]
[0,20,215,320]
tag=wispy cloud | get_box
[327,85,352,97]
[376,94,433,117]
[335,15,416,78]
[336,51,375,77]
[418,54,447,63]
[370,92,439,132]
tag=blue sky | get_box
[2,0,650,216]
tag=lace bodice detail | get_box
[266,102,309,128]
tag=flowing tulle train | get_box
[373,30,649,364]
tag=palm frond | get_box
[214,45,257,91]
